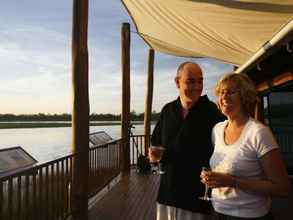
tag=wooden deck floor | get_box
[88,170,160,220]
[88,171,292,220]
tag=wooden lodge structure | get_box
[1,1,293,219]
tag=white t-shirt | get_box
[210,118,278,218]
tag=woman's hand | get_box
[200,170,235,188]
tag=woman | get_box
[201,73,291,219]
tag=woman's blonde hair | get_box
[215,73,258,116]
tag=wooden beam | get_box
[144,49,154,154]
[254,95,264,123]
[266,95,272,128]
[71,0,89,219]
[121,23,131,172]
[256,72,293,92]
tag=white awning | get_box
[122,0,293,67]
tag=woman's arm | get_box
[201,149,291,197]
[251,148,291,196]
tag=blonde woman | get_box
[201,73,291,220]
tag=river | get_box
[0,124,154,164]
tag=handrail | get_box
[0,135,145,220]
[0,154,75,182]
[0,139,124,181]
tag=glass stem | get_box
[151,163,158,174]
[204,184,209,199]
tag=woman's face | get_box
[218,81,243,118]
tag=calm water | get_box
[0,124,154,164]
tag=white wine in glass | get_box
[198,167,212,201]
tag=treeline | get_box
[0,111,161,122]
[2,103,293,122]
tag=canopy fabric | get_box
[122,0,293,66]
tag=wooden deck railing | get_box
[0,153,74,220]
[129,134,147,166]
[0,135,145,220]
[88,139,122,197]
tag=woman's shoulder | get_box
[247,118,268,132]
[213,120,228,131]
[245,118,276,141]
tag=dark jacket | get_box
[151,95,225,214]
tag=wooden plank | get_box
[71,0,89,219]
[256,72,293,92]
[88,171,160,220]
[144,49,154,154]
[88,170,292,220]
[8,179,13,220]
[121,22,131,172]
[254,95,264,123]
[0,181,3,220]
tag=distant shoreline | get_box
[0,121,152,129]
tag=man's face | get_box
[175,64,203,103]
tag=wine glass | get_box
[199,166,212,201]
[149,146,165,174]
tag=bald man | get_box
[150,62,225,220]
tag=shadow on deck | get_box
[88,170,160,220]
[88,171,292,220]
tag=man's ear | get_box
[175,77,180,88]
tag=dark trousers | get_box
[212,211,274,220]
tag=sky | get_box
[0,0,232,115]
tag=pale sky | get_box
[0,0,232,115]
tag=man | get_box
[149,62,225,220]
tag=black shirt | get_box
[151,95,225,214]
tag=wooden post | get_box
[121,23,131,172]
[71,0,89,219]
[144,49,154,154]
[255,95,264,123]
[266,94,272,127]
